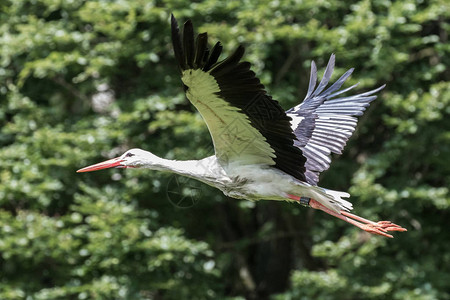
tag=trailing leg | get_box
[287,194,407,238]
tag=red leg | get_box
[287,194,407,238]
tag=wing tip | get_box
[329,53,336,66]
[304,60,318,100]
[170,13,179,34]
[324,54,336,79]
[310,54,336,98]
[184,19,193,28]
[311,60,317,73]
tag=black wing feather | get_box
[194,33,208,68]
[171,15,185,69]
[204,42,222,71]
[182,20,195,68]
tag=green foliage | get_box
[0,0,448,299]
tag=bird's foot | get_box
[340,211,407,238]
[357,221,407,238]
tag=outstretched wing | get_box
[287,54,384,185]
[171,15,307,181]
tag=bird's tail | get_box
[289,183,353,213]
[321,188,353,212]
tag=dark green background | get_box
[1,0,449,299]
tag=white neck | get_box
[135,150,225,184]
[150,157,206,177]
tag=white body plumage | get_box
[115,149,351,213]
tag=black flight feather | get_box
[204,42,222,71]
[171,14,185,70]
[194,33,208,68]
[182,20,195,68]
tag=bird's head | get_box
[77,148,154,173]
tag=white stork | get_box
[78,15,407,238]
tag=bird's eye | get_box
[125,152,135,157]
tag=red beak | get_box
[77,157,124,173]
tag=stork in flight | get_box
[78,15,407,238]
